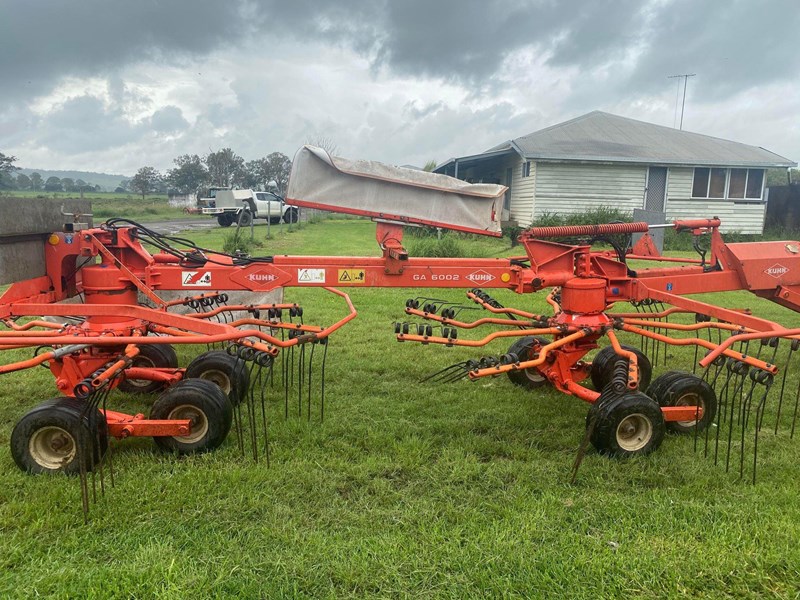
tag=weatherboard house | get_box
[435,111,796,233]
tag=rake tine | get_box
[570,413,597,484]
[307,343,315,422]
[248,361,259,463]
[774,340,798,434]
[420,361,470,383]
[790,375,800,439]
[320,339,328,422]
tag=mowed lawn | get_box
[2,218,800,598]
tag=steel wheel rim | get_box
[615,413,652,451]
[199,369,231,395]
[674,391,704,427]
[168,404,209,443]
[29,426,77,469]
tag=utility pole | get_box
[667,73,696,130]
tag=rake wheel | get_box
[588,391,665,457]
[185,350,250,405]
[150,379,233,454]
[590,345,652,392]
[118,344,179,394]
[11,397,108,475]
[506,336,550,390]
[650,374,717,434]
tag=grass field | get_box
[2,219,800,598]
[0,191,200,222]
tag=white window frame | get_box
[691,167,765,201]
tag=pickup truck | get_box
[202,189,299,227]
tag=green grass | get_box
[0,191,201,223]
[2,219,800,598]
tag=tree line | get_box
[0,148,293,200]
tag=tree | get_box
[117,178,130,192]
[61,177,76,193]
[240,160,264,190]
[44,176,62,192]
[205,148,244,187]
[167,154,210,195]
[305,137,338,156]
[15,173,32,190]
[0,152,19,189]
[261,152,292,194]
[129,166,162,200]
[29,172,43,191]
[423,159,438,172]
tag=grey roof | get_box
[484,111,796,168]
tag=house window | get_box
[691,167,764,200]
[521,161,531,178]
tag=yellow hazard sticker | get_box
[337,269,366,284]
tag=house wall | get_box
[503,155,535,224]
[532,163,647,223]
[665,168,765,234]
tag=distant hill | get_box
[17,168,129,191]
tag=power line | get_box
[667,73,696,130]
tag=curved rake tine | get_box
[420,361,471,383]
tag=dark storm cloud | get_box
[4,0,796,102]
[0,0,246,99]
[38,95,143,152]
[150,106,189,133]
[624,0,800,100]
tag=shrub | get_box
[409,235,466,257]
[222,232,263,255]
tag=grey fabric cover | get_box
[286,146,505,236]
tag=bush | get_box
[222,232,263,255]
[409,235,466,257]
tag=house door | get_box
[645,167,667,212]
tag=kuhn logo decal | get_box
[764,264,789,278]
[466,270,495,284]
[248,273,278,282]
[182,271,212,287]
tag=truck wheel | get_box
[284,208,299,224]
[238,210,253,227]
[217,214,233,227]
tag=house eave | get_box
[524,155,797,169]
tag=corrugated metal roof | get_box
[501,111,795,167]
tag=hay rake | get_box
[2,147,800,519]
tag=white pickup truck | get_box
[202,189,299,227]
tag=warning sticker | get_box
[182,271,212,287]
[298,268,326,284]
[338,269,366,284]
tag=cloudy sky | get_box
[0,0,798,175]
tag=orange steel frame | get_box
[2,217,800,439]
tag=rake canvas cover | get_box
[286,146,505,236]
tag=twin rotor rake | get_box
[3,209,800,520]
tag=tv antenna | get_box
[668,73,695,130]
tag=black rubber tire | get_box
[283,208,299,224]
[652,374,717,434]
[506,336,550,389]
[149,379,233,454]
[587,391,665,457]
[590,344,652,392]
[118,344,179,394]
[645,370,687,403]
[184,350,250,405]
[217,213,233,227]
[238,210,253,227]
[11,397,108,475]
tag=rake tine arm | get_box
[1,319,64,331]
[699,328,800,369]
[468,330,589,380]
[398,327,561,348]
[621,324,778,373]
[182,302,302,319]
[404,307,540,329]
[621,318,751,334]
[466,292,539,319]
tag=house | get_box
[434,111,796,233]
